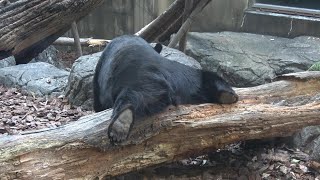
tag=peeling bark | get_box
[0,0,104,64]
[0,72,320,179]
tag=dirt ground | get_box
[1,85,320,180]
[0,86,92,135]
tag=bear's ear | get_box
[154,43,163,54]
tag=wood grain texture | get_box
[0,0,104,63]
[0,72,320,179]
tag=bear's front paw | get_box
[108,107,134,145]
[219,91,239,104]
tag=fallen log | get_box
[0,0,104,64]
[0,71,320,179]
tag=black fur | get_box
[153,43,163,54]
[93,35,238,144]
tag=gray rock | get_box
[0,56,15,68]
[158,44,201,69]
[186,32,320,87]
[0,45,65,69]
[293,126,320,161]
[30,45,65,69]
[65,46,200,110]
[65,52,102,110]
[0,62,69,96]
[186,32,320,159]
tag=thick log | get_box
[0,72,320,179]
[0,0,104,64]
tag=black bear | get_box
[93,35,238,144]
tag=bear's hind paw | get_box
[108,107,134,145]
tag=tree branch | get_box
[53,37,110,47]
[168,0,211,48]
[135,0,185,42]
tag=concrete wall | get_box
[68,0,173,39]
[193,0,320,38]
[191,0,249,32]
[68,0,320,40]
[241,11,320,38]
[69,0,248,39]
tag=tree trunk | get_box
[0,0,104,64]
[136,0,206,44]
[1,72,320,179]
[135,0,185,42]
[168,0,211,48]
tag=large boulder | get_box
[0,56,15,68]
[186,32,320,160]
[30,45,65,69]
[0,62,69,96]
[293,126,320,161]
[65,46,201,110]
[65,52,102,110]
[160,45,201,69]
[0,45,65,69]
[186,32,320,87]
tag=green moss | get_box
[308,62,320,71]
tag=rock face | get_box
[160,45,201,69]
[0,62,69,96]
[186,32,320,87]
[65,46,201,110]
[0,56,15,68]
[0,46,64,69]
[65,52,102,110]
[293,126,320,161]
[30,45,65,69]
[186,32,320,160]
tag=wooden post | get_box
[71,21,83,57]
[178,0,194,52]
